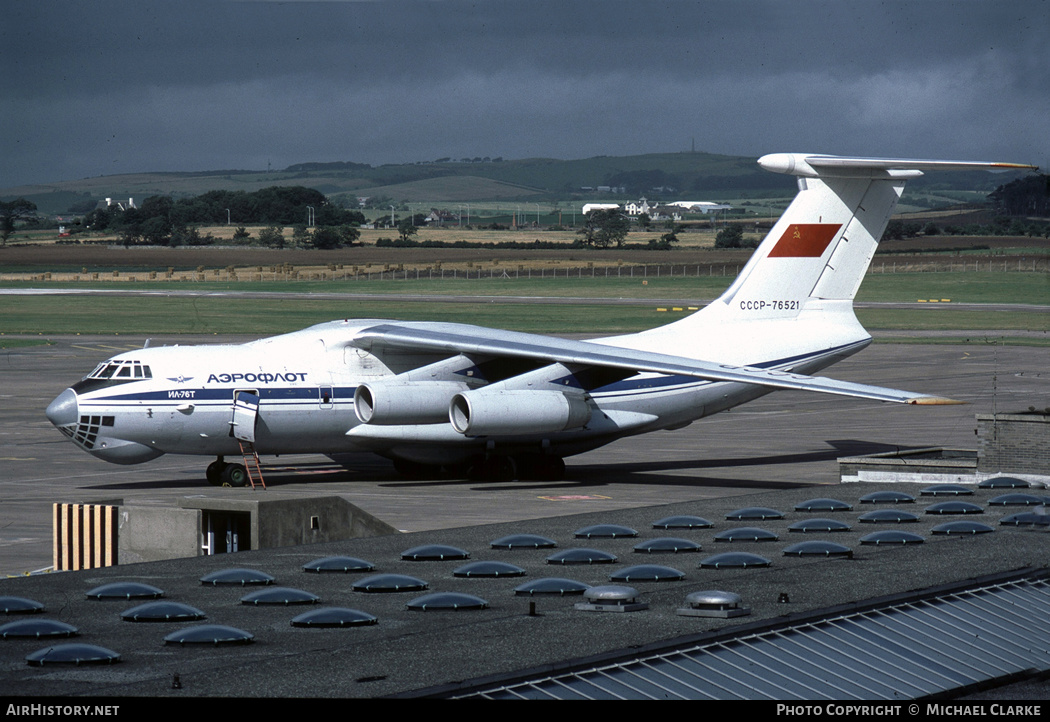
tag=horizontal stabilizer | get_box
[759,153,1037,178]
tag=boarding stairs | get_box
[237,439,266,490]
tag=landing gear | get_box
[221,463,249,488]
[459,454,565,482]
[514,454,566,481]
[206,456,248,487]
[206,458,226,486]
[534,456,566,482]
[466,456,518,482]
[392,458,443,480]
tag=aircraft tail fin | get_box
[712,154,1036,320]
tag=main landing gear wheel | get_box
[516,454,566,481]
[206,459,227,486]
[392,458,443,480]
[466,456,517,482]
[534,456,565,482]
[221,463,249,488]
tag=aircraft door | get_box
[319,385,334,410]
[230,390,260,443]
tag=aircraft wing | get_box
[351,322,961,405]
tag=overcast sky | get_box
[2,0,1047,188]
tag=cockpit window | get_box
[87,361,153,381]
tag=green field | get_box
[1,271,1045,341]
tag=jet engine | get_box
[449,389,591,436]
[354,381,469,425]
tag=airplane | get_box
[46,153,1036,486]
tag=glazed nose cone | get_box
[46,388,78,428]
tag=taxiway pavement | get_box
[1,334,1045,577]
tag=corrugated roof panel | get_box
[720,637,842,699]
[454,574,1050,700]
[760,630,886,698]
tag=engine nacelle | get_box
[355,381,469,425]
[449,389,591,436]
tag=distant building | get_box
[623,198,653,216]
[94,197,136,212]
[425,210,459,225]
[581,203,621,215]
[665,201,732,214]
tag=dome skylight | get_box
[783,541,853,558]
[726,507,783,521]
[120,602,206,623]
[699,552,771,569]
[291,608,377,628]
[858,510,920,524]
[490,534,557,549]
[714,527,778,542]
[860,491,915,504]
[453,561,526,578]
[788,518,851,533]
[401,545,470,561]
[652,515,712,530]
[25,643,120,666]
[303,556,375,573]
[633,537,701,554]
[85,582,163,600]
[574,524,637,539]
[351,574,428,593]
[164,625,254,645]
[794,498,852,512]
[514,578,590,596]
[610,565,685,582]
[241,587,321,606]
[546,548,618,565]
[407,593,488,611]
[200,568,275,586]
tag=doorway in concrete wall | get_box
[202,510,251,554]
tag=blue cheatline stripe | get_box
[83,386,359,404]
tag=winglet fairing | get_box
[45,154,1036,482]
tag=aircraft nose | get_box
[46,388,79,428]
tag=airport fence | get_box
[7,256,1048,284]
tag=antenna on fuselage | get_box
[144,338,152,348]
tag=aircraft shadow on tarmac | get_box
[591,439,917,474]
[80,440,913,492]
[377,439,917,491]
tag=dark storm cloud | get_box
[2,0,1047,188]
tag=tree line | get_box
[0,198,37,246]
[81,186,365,247]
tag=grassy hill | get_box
[1,151,1029,216]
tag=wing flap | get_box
[352,322,960,405]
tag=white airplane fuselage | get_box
[46,309,869,469]
[46,153,1034,482]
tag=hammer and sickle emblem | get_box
[793,227,802,239]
